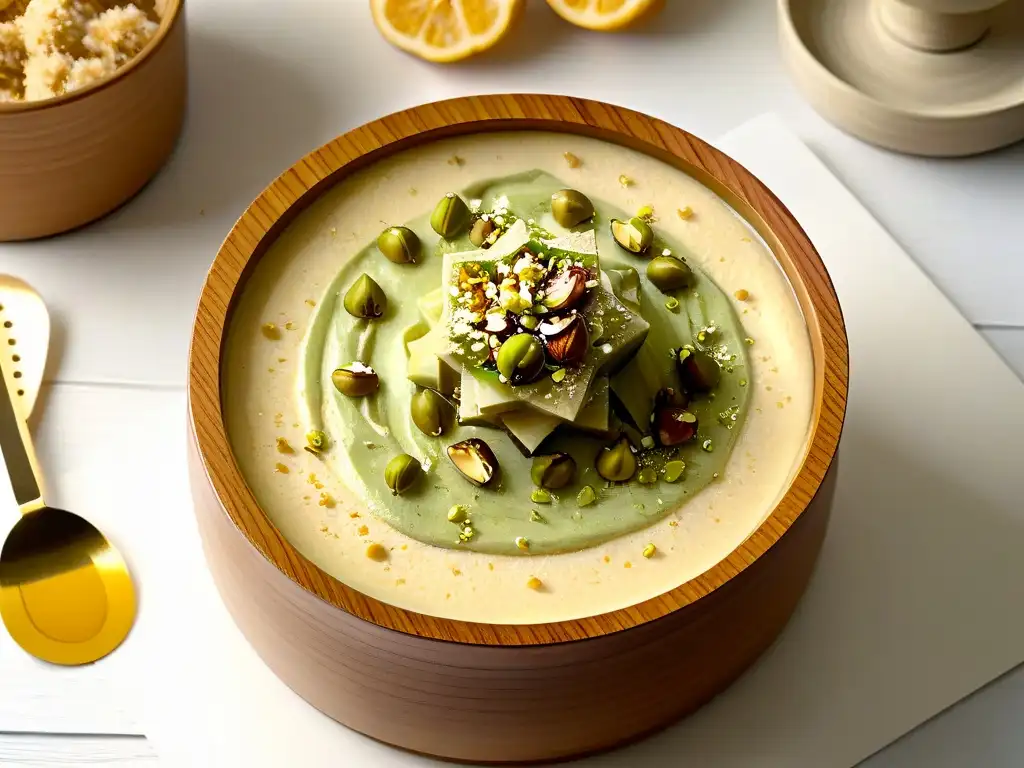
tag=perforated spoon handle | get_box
[0,353,45,513]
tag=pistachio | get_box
[576,485,597,507]
[411,388,451,437]
[543,314,589,366]
[677,348,721,392]
[430,192,471,238]
[306,429,329,453]
[515,536,530,552]
[646,255,693,293]
[447,438,498,487]
[366,542,388,561]
[384,454,422,495]
[653,407,698,447]
[610,217,653,255]
[531,453,576,489]
[542,266,589,312]
[343,274,387,319]
[447,504,469,523]
[663,460,686,483]
[642,543,657,559]
[596,436,637,482]
[519,315,540,331]
[376,226,421,264]
[637,468,658,485]
[531,488,552,504]
[550,189,595,228]
[332,362,379,397]
[469,217,497,248]
[496,334,545,385]
[526,576,544,590]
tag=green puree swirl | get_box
[299,170,751,556]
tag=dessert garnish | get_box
[410,388,452,437]
[430,192,471,238]
[596,436,637,483]
[447,438,498,486]
[377,226,421,264]
[550,189,595,228]
[332,362,379,397]
[646,255,693,292]
[610,216,653,254]
[385,454,422,495]
[530,453,575,489]
[343,274,387,318]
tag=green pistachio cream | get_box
[299,170,750,556]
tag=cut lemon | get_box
[544,0,664,31]
[370,0,524,63]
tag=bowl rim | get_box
[188,94,849,647]
[0,0,184,115]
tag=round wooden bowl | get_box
[188,95,849,764]
[0,0,187,241]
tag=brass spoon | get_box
[0,345,136,665]
[0,275,50,418]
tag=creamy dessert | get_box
[223,132,814,625]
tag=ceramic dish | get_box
[188,94,849,763]
[0,0,186,241]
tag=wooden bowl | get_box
[0,0,186,241]
[188,95,849,764]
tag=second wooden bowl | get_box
[188,94,849,763]
[0,0,187,241]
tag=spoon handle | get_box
[0,352,45,513]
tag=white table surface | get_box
[1,0,1022,764]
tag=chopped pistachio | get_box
[306,430,329,453]
[734,289,750,301]
[739,379,748,387]
[357,525,369,536]
[642,543,657,559]
[618,174,634,187]
[274,462,289,474]
[663,460,686,483]
[526,576,543,590]
[318,492,335,508]
[275,437,293,454]
[447,504,469,523]
[365,543,388,561]
[515,536,530,552]
[636,204,655,220]
[551,368,567,383]
[745,337,755,346]
[563,151,581,168]
[261,323,281,340]
[665,297,680,312]
[637,467,658,485]
[530,488,552,504]
[677,206,694,220]
[530,509,545,522]
[702,439,714,452]
[577,485,597,507]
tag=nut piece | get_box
[642,543,657,559]
[646,255,693,293]
[542,266,589,312]
[515,536,530,552]
[343,273,387,319]
[663,460,686,483]
[543,314,589,366]
[610,217,653,254]
[496,333,546,385]
[677,348,721,392]
[526,576,544,590]
[653,407,698,446]
[531,453,576,489]
[550,189,595,228]
[384,454,422,496]
[306,429,329,453]
[596,436,637,483]
[410,388,451,437]
[447,438,499,487]
[376,226,421,264]
[447,504,469,523]
[366,543,388,561]
[332,362,379,397]
[430,192,471,238]
[469,217,497,247]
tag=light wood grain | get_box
[0,0,186,241]
[187,95,849,762]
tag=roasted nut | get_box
[677,348,721,392]
[447,438,499,487]
[596,436,637,482]
[542,266,589,312]
[376,226,421,264]
[496,333,546,385]
[469,217,497,247]
[610,217,653,255]
[646,255,693,292]
[653,407,698,446]
[550,189,595,228]
[482,311,515,337]
[384,454,422,495]
[305,429,329,453]
[543,314,589,366]
[430,192,471,238]
[332,362,379,397]
[411,388,451,437]
[531,453,576,489]
[343,274,387,319]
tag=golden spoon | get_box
[0,342,136,665]
[0,275,50,418]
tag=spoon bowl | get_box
[0,506,136,665]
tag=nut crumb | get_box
[447,155,464,166]
[618,174,634,188]
[526,576,543,590]
[274,462,289,474]
[487,563,494,571]
[365,543,387,561]
[318,492,335,508]
[357,525,369,536]
[396,578,406,586]
[563,151,581,169]
[401,544,408,550]
[349,511,360,519]
[451,567,462,576]
[603,555,611,563]
[734,289,750,301]
[624,561,632,569]
[305,298,316,307]
[642,543,657,559]
[677,206,694,220]
[284,321,296,331]
[275,437,293,454]
[668,520,678,527]
[261,323,280,340]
